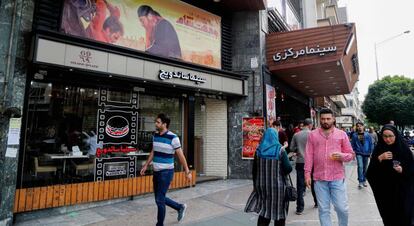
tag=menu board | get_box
[242,117,264,160]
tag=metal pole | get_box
[374,30,410,81]
[375,43,380,80]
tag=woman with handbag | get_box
[245,127,293,226]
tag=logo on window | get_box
[105,116,130,138]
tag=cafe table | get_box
[44,153,89,173]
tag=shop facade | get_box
[266,23,359,128]
[0,0,267,221]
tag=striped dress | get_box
[245,149,291,220]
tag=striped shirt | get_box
[152,131,181,171]
[304,128,355,181]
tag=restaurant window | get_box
[20,81,183,188]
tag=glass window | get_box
[20,81,183,188]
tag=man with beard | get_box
[140,113,191,226]
[137,5,182,59]
[304,108,355,226]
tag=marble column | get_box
[227,11,268,179]
[0,0,34,225]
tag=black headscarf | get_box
[366,124,414,226]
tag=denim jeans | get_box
[296,163,305,212]
[153,169,183,226]
[314,180,349,226]
[356,155,369,183]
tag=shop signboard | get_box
[95,157,136,181]
[242,117,265,160]
[266,84,276,125]
[60,0,221,69]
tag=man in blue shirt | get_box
[140,113,192,226]
[351,122,373,189]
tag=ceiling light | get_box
[314,93,318,95]
[329,76,335,79]
[309,90,314,92]
[325,70,331,73]
[213,0,220,2]
[299,81,304,84]
[291,74,297,78]
[332,82,337,85]
[305,86,310,89]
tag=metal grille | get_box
[221,15,232,71]
[33,0,62,31]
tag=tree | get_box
[362,75,414,127]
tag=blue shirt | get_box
[152,131,181,171]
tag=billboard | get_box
[61,0,221,69]
[242,117,264,160]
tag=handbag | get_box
[285,174,297,202]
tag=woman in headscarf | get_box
[366,124,414,226]
[245,128,292,226]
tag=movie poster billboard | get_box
[266,84,276,125]
[61,0,221,69]
[242,117,265,160]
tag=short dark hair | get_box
[103,16,124,34]
[356,121,364,126]
[303,118,313,126]
[319,108,334,116]
[157,113,170,128]
[137,5,161,17]
[272,120,281,127]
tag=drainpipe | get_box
[1,0,20,110]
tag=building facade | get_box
[0,0,266,223]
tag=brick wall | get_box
[203,98,228,177]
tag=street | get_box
[15,161,383,226]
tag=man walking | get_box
[368,126,378,147]
[305,108,355,226]
[140,113,192,226]
[351,122,373,189]
[290,118,317,215]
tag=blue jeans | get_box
[356,155,369,183]
[314,180,349,226]
[153,169,183,226]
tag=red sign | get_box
[242,117,264,160]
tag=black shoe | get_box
[177,204,187,222]
[295,211,303,215]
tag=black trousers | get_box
[296,163,318,211]
[296,163,305,212]
[257,216,285,226]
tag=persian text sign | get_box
[242,117,264,160]
[61,0,221,69]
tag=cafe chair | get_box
[72,159,95,175]
[33,157,57,176]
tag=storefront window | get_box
[20,81,183,188]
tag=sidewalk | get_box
[15,161,382,226]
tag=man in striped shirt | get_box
[305,108,355,226]
[140,113,192,226]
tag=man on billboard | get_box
[86,0,124,43]
[137,5,182,59]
